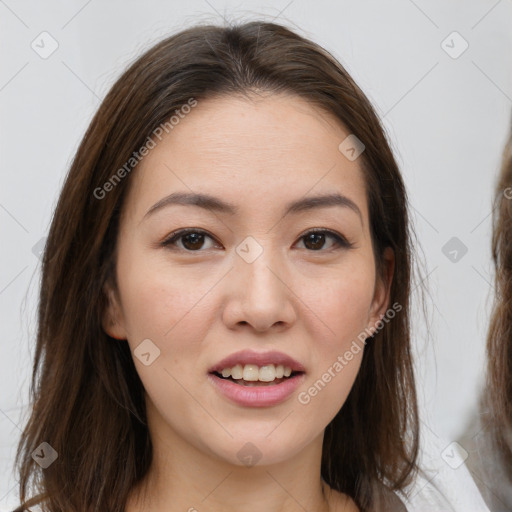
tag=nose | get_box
[222,247,297,333]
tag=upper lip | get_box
[208,349,306,374]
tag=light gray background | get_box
[1,0,511,507]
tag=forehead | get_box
[123,92,368,224]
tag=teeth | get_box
[219,364,294,382]
[243,365,260,381]
[221,367,233,378]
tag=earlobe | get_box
[101,281,127,340]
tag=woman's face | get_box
[103,92,393,467]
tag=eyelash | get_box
[160,228,354,253]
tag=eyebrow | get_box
[143,191,363,224]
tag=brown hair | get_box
[484,125,512,478]
[13,20,419,511]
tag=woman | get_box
[12,20,487,511]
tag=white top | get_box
[396,430,491,512]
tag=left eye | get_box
[295,229,351,251]
[161,228,352,252]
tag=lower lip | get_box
[208,373,306,407]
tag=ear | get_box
[101,279,127,340]
[367,247,395,334]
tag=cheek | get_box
[114,251,220,428]
[303,260,375,348]
[297,345,363,428]
[290,258,375,418]
[116,247,218,344]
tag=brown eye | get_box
[161,229,217,251]
[297,229,353,251]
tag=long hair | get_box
[483,125,512,479]
[13,20,419,511]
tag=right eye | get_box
[161,229,220,252]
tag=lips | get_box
[208,371,306,407]
[208,349,306,374]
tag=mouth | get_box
[207,350,306,406]
[207,367,306,407]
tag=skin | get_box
[102,91,394,512]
